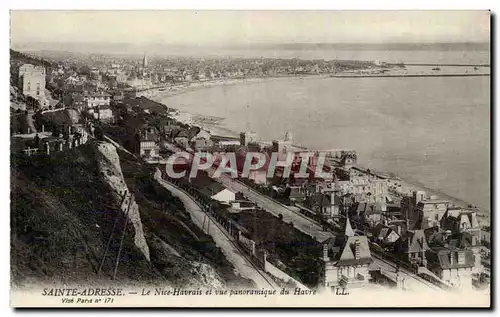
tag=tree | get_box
[94,126,104,141]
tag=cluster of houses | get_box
[134,117,487,291]
[160,126,487,291]
[39,49,390,92]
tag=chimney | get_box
[354,240,361,259]
[457,251,466,265]
[323,243,329,261]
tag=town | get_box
[10,48,491,294]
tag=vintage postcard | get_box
[9,10,491,308]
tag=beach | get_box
[138,74,332,99]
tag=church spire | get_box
[344,217,355,237]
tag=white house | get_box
[88,105,114,122]
[84,92,111,108]
[321,218,373,288]
[426,248,475,290]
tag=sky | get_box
[10,10,491,45]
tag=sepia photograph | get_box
[8,10,491,308]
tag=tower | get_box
[240,131,257,146]
[143,52,148,68]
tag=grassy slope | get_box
[11,143,159,286]
[11,140,252,288]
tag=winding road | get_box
[154,171,278,289]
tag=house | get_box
[321,218,373,288]
[440,208,481,244]
[372,223,400,245]
[353,202,383,228]
[306,193,330,216]
[19,64,46,100]
[339,151,357,169]
[425,248,475,289]
[415,197,450,229]
[84,91,111,108]
[187,176,236,205]
[387,219,408,238]
[72,95,86,111]
[337,172,389,204]
[363,204,383,227]
[400,191,427,230]
[317,192,342,217]
[382,203,402,223]
[134,126,160,157]
[89,105,114,122]
[163,125,182,139]
[316,183,343,217]
[394,230,429,267]
[190,130,213,151]
[425,228,484,275]
[172,129,191,148]
[234,148,271,186]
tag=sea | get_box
[155,48,491,214]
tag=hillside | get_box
[11,140,251,288]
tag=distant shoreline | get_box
[330,73,490,79]
[140,74,331,99]
[140,69,490,100]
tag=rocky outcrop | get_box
[148,233,226,289]
[95,142,150,261]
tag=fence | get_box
[238,232,256,256]
[21,125,92,157]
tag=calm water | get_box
[158,52,491,212]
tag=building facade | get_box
[19,64,46,100]
[415,198,450,229]
[84,92,111,108]
[321,219,373,288]
[426,248,475,289]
